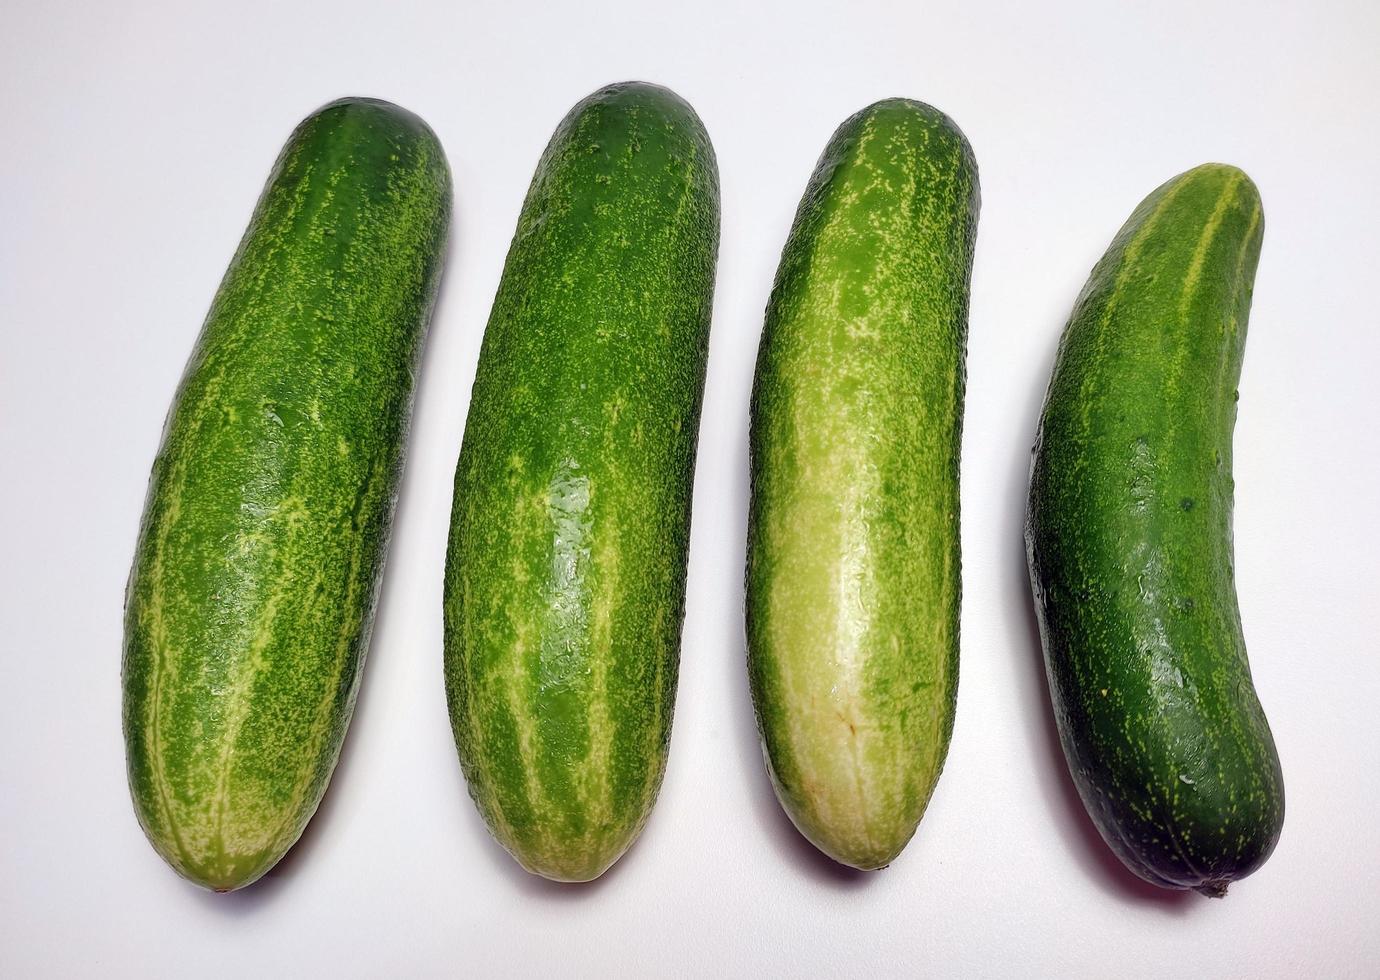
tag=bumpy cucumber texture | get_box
[747,99,979,870]
[1026,164,1284,896]
[443,82,720,882]
[123,98,450,891]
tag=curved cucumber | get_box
[1025,164,1284,896]
[443,82,719,882]
[746,100,979,870]
[122,98,451,891]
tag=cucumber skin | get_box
[122,98,451,891]
[746,100,978,870]
[1025,164,1284,896]
[443,82,719,882]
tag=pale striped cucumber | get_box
[1026,164,1284,895]
[442,82,719,881]
[122,98,451,891]
[746,100,979,869]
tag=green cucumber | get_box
[745,100,979,870]
[1025,164,1284,896]
[122,98,451,891]
[442,82,719,882]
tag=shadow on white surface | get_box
[1008,313,1193,911]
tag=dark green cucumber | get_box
[746,100,979,870]
[122,98,451,891]
[442,82,719,882]
[1025,163,1284,896]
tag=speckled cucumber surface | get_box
[1025,164,1284,896]
[443,82,719,882]
[122,98,451,891]
[746,100,979,870]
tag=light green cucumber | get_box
[746,99,979,869]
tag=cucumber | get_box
[122,98,451,891]
[442,82,719,882]
[1025,164,1284,896]
[745,100,979,870]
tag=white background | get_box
[3,1,1377,976]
